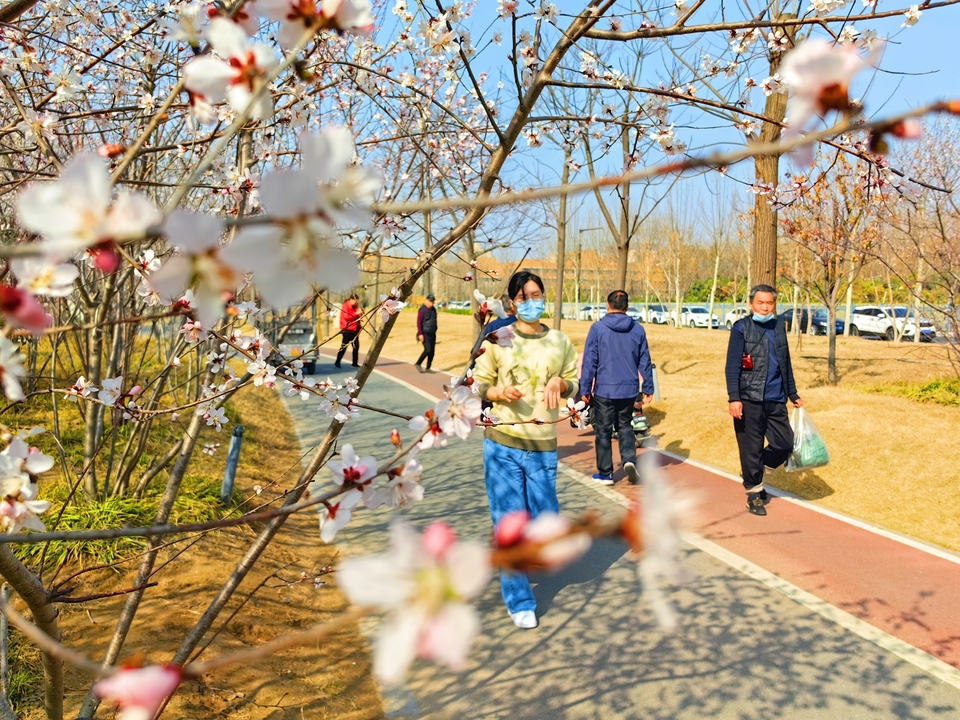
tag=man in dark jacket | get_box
[725,284,804,516]
[581,290,654,486]
[415,294,438,373]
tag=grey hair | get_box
[749,284,777,302]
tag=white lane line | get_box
[368,367,960,690]
[655,449,960,565]
[559,461,960,691]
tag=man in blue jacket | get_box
[580,290,655,485]
[725,284,804,516]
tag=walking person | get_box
[415,293,437,373]
[580,290,654,486]
[335,293,362,368]
[473,271,579,630]
[725,284,804,516]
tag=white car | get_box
[578,305,606,321]
[671,306,720,328]
[725,307,750,329]
[849,305,936,341]
[637,304,668,324]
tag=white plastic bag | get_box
[786,407,830,472]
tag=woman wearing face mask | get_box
[473,270,580,630]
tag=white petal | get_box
[220,226,282,273]
[373,608,424,684]
[183,56,234,102]
[259,170,318,218]
[301,127,356,183]
[418,603,479,672]
[338,555,413,607]
[204,17,249,59]
[149,257,192,303]
[444,542,491,599]
[23,453,54,475]
[164,210,222,253]
[104,192,161,241]
[310,249,359,292]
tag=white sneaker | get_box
[509,610,538,629]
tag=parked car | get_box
[809,309,845,336]
[671,306,719,328]
[578,305,606,321]
[626,306,641,321]
[849,305,936,341]
[725,307,750,329]
[637,304,668,324]
[273,319,318,374]
[779,308,810,333]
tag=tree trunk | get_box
[750,16,795,289]
[554,153,570,330]
[708,251,720,330]
[615,129,631,289]
[0,548,62,720]
[843,281,853,337]
[828,301,838,384]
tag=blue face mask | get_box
[516,298,546,323]
[753,312,775,323]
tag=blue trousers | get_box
[483,438,560,613]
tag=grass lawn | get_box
[380,309,960,553]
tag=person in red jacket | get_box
[336,293,362,368]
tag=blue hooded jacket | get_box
[580,312,654,400]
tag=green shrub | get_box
[869,378,960,407]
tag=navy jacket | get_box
[485,314,517,335]
[725,317,798,403]
[581,312,654,400]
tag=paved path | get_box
[283,353,960,719]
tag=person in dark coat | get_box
[415,294,438,373]
[580,290,655,486]
[725,284,804,516]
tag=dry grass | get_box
[17,384,382,720]
[384,309,960,552]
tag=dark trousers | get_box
[336,328,360,366]
[592,396,637,476]
[734,401,793,491]
[416,332,436,368]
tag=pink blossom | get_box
[328,443,377,487]
[338,520,491,683]
[487,325,515,348]
[94,665,182,720]
[0,286,51,334]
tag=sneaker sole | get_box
[623,462,641,485]
[592,478,615,486]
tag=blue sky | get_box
[443,2,960,249]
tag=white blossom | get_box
[338,520,491,683]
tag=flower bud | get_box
[422,522,457,560]
[390,428,402,447]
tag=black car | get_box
[809,309,845,336]
[779,308,809,333]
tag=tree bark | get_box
[616,128,632,290]
[0,548,62,720]
[750,15,796,289]
[553,151,570,329]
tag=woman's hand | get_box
[491,386,524,403]
[542,377,566,410]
